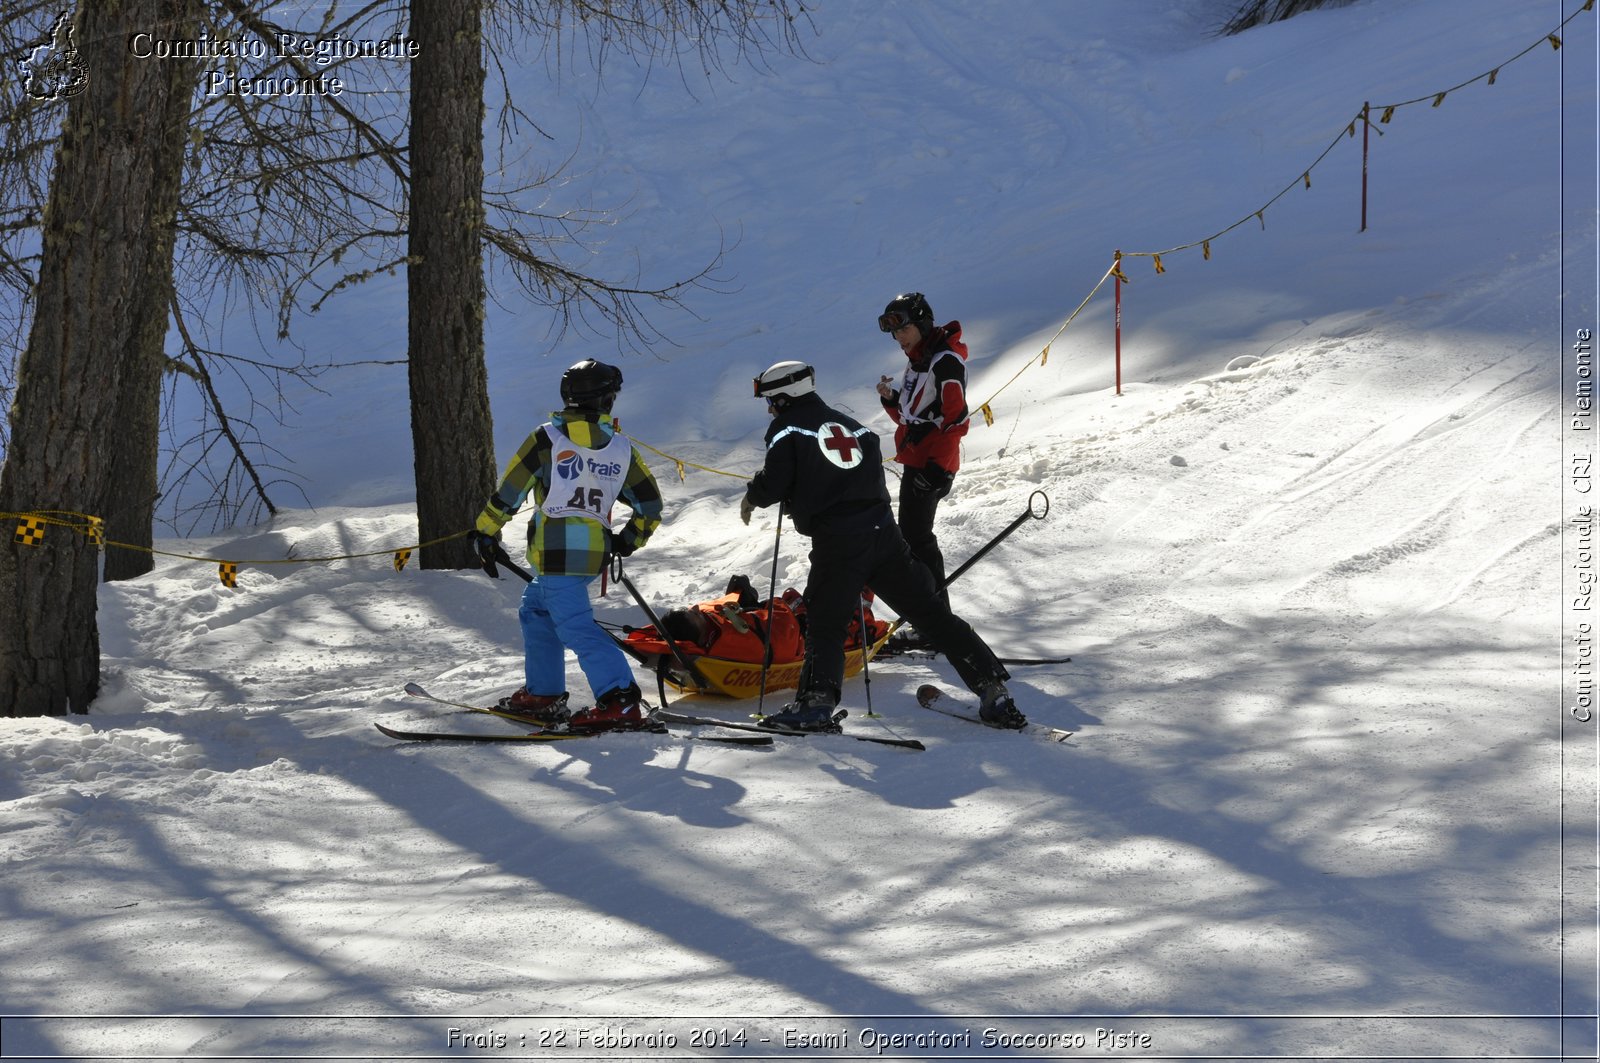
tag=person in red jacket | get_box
[876,291,969,605]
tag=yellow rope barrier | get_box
[625,435,754,483]
[588,1,1594,483]
[13,5,1589,583]
[969,261,1120,426]
[5,509,467,586]
[1118,1,1591,270]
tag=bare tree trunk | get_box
[0,0,200,715]
[408,0,496,569]
[100,342,163,582]
[103,55,198,583]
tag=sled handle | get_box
[612,563,714,695]
[939,490,1050,593]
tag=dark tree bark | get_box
[103,52,199,582]
[0,0,202,715]
[408,0,496,570]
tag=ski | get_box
[877,642,1071,668]
[397,684,772,745]
[655,709,926,751]
[378,721,604,743]
[404,681,492,713]
[376,721,772,746]
[407,681,614,728]
[915,684,1073,742]
[472,704,569,727]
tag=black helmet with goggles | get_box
[877,291,933,333]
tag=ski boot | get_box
[498,689,570,725]
[977,681,1028,730]
[567,683,653,732]
[762,693,843,733]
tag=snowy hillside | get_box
[2,0,1595,1059]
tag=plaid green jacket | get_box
[475,411,663,577]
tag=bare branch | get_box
[167,293,281,527]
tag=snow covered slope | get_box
[1,0,1593,1058]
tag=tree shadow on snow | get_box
[980,606,1568,1025]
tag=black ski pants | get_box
[797,520,1006,708]
[897,464,954,603]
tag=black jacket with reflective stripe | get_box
[745,393,892,536]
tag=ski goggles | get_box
[878,311,915,333]
[753,363,814,398]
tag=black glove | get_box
[906,464,953,497]
[467,530,500,579]
[904,421,937,446]
[604,527,636,562]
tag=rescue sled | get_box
[614,575,890,700]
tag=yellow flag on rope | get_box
[218,562,239,588]
[393,548,412,572]
[14,518,44,546]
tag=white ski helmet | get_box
[753,360,816,402]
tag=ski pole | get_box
[883,490,1051,643]
[937,489,1050,592]
[757,503,784,715]
[858,595,879,718]
[491,542,534,583]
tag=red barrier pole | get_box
[1114,251,1123,396]
[1360,102,1370,232]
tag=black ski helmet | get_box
[559,359,624,412]
[878,292,933,333]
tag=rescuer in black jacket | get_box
[740,361,1026,731]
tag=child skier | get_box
[469,359,663,731]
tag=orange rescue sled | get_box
[615,577,890,700]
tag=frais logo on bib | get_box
[539,425,633,522]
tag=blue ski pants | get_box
[518,573,635,701]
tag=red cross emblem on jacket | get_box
[819,422,863,468]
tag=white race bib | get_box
[539,425,632,520]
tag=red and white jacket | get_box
[880,320,970,473]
